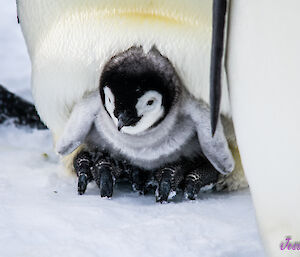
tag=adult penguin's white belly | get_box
[18,0,244,186]
[18,0,230,135]
[227,1,300,256]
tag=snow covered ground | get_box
[0,1,265,257]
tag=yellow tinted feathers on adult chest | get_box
[18,0,230,135]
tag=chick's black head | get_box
[99,46,180,135]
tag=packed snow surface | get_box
[0,1,265,256]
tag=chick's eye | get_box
[106,96,111,103]
[147,100,154,106]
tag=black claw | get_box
[97,165,113,198]
[185,173,201,200]
[184,162,220,200]
[185,182,197,200]
[74,151,93,195]
[157,179,171,203]
[130,168,147,193]
[143,181,156,195]
[156,168,174,203]
[92,153,115,198]
[155,165,184,203]
[78,174,88,195]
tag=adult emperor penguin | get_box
[211,0,300,256]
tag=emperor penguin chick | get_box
[57,46,234,199]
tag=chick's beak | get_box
[117,114,126,131]
[117,113,140,132]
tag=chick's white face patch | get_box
[121,90,164,135]
[104,87,118,126]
